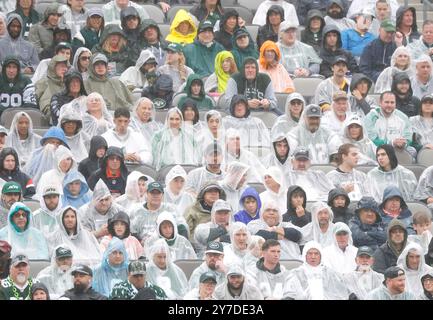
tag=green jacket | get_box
[72,26,102,51]
[183,39,224,78]
[110,280,167,300]
[178,74,214,110]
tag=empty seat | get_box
[293,77,324,103]
[157,164,199,183]
[125,163,158,180]
[173,259,202,280]
[280,259,303,271]
[394,148,414,166]
[406,202,431,216]
[159,24,171,39]
[142,4,166,23]
[417,148,433,168]
[404,164,426,181]
[220,0,238,6]
[225,6,254,24]
[275,92,289,113]
[251,111,278,129]
[171,93,187,108]
[237,0,263,14]
[167,5,194,24]
[310,164,337,174]
[29,260,51,278]
[1,108,51,128]
[245,24,259,43]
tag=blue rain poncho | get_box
[92,237,129,297]
[62,170,92,209]
[0,202,49,259]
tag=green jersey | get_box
[0,277,34,300]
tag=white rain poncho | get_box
[163,165,194,218]
[342,264,384,300]
[36,145,76,198]
[322,222,358,274]
[365,283,416,300]
[366,165,418,202]
[271,93,304,138]
[213,264,264,300]
[222,128,266,183]
[410,55,433,99]
[145,211,196,261]
[301,202,335,247]
[197,110,225,159]
[248,201,302,260]
[81,92,114,137]
[375,46,414,93]
[119,49,155,89]
[48,206,102,266]
[184,156,225,197]
[129,97,163,143]
[261,132,293,178]
[36,244,74,300]
[414,166,433,211]
[5,111,41,167]
[115,171,151,213]
[151,107,200,170]
[243,235,265,275]
[282,241,350,300]
[396,242,433,297]
[78,180,124,233]
[219,161,249,213]
[321,107,354,136]
[287,167,334,202]
[223,222,252,268]
[32,190,63,235]
[287,109,342,164]
[72,47,91,81]
[0,202,49,259]
[326,168,371,202]
[347,0,399,22]
[259,166,287,215]
[410,115,433,148]
[341,114,377,165]
[58,103,91,163]
[146,239,188,299]
[92,237,129,297]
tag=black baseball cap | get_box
[199,272,217,283]
[71,264,93,277]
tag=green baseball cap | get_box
[2,182,22,195]
[166,42,183,53]
[380,19,396,32]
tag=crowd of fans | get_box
[0,0,431,300]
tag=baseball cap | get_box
[421,94,433,104]
[199,272,217,283]
[128,260,146,275]
[87,7,104,18]
[380,19,396,32]
[332,91,348,101]
[0,126,8,136]
[11,253,29,267]
[384,266,405,281]
[147,181,164,193]
[71,264,93,277]
[293,147,310,160]
[212,199,232,213]
[42,185,61,197]
[2,181,22,195]
[332,55,348,66]
[227,264,245,277]
[166,42,183,53]
[234,28,249,39]
[280,20,298,32]
[55,246,73,259]
[304,104,322,118]
[356,246,374,257]
[55,42,72,52]
[198,20,214,33]
[205,241,224,255]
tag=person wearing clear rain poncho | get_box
[115,171,150,214]
[145,211,196,261]
[282,240,350,300]
[0,202,49,260]
[62,170,92,210]
[301,201,335,248]
[119,49,158,91]
[32,184,63,235]
[222,222,252,268]
[36,245,74,300]
[151,107,200,171]
[410,94,433,151]
[24,126,69,187]
[78,179,125,240]
[414,165,433,211]
[260,166,287,216]
[81,92,114,138]
[129,97,163,144]
[396,242,433,297]
[261,132,292,179]
[71,47,91,81]
[5,111,41,167]
[197,110,225,158]
[36,144,76,199]
[218,161,250,214]
[418,271,433,300]
[163,165,194,219]
[92,237,129,298]
[248,200,302,260]
[322,222,358,274]
[48,206,102,265]
[287,104,342,165]
[271,92,305,138]
[366,144,417,202]
[146,238,188,299]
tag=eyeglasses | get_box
[14,212,27,218]
[80,56,91,61]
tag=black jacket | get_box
[391,72,420,118]
[62,287,107,300]
[297,0,349,25]
[214,9,239,50]
[87,146,129,196]
[256,5,284,49]
[142,74,174,110]
[396,6,420,46]
[319,24,359,78]
[120,6,141,45]
[282,185,312,227]
[327,187,352,224]
[360,38,397,82]
[300,9,324,53]
[350,73,374,115]
[78,135,108,183]
[0,148,35,198]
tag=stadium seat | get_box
[221,0,238,6]
[405,164,426,181]
[369,94,380,105]
[29,260,50,278]
[0,108,50,128]
[275,92,289,113]
[157,164,199,183]
[237,0,263,14]
[23,199,41,212]
[293,77,324,103]
[280,259,303,271]
[33,128,49,137]
[155,109,167,123]
[142,4,166,23]
[248,182,266,194]
[173,259,202,280]
[251,111,278,129]
[167,5,194,24]
[394,148,413,165]
[406,202,431,216]
[417,148,433,168]
[310,164,337,174]
[245,24,259,43]
[216,93,228,110]
[172,93,187,108]
[125,163,158,180]
[159,24,171,39]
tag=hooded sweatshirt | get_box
[0,14,39,72]
[396,6,420,46]
[71,47,91,81]
[391,72,420,118]
[165,9,197,45]
[324,0,355,32]
[84,53,133,111]
[28,3,62,53]
[234,187,262,225]
[372,218,408,274]
[178,74,214,110]
[319,24,360,78]
[214,9,240,50]
[282,185,311,227]
[141,74,174,110]
[231,28,259,71]
[62,170,92,209]
[10,3,40,40]
[257,5,284,49]
[78,135,108,183]
[102,0,149,26]
[348,73,377,116]
[120,6,141,44]
[301,9,325,53]
[120,49,157,90]
[327,188,352,224]
[252,0,299,27]
[133,19,168,66]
